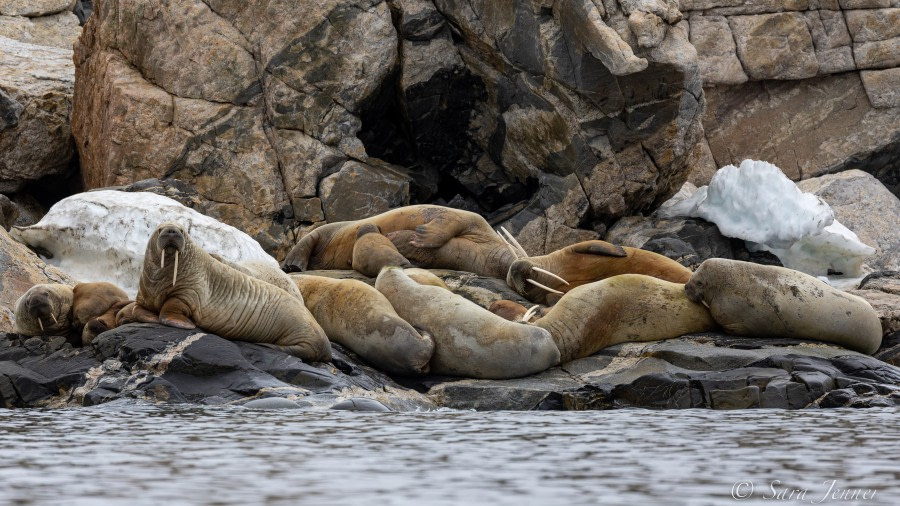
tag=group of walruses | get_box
[14,205,883,379]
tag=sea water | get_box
[0,405,897,505]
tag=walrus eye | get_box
[525,278,564,295]
[530,267,569,286]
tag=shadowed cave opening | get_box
[357,64,537,219]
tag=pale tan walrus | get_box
[375,267,560,379]
[533,274,718,363]
[291,274,434,375]
[130,223,332,362]
[685,259,882,354]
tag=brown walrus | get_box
[375,267,560,379]
[533,274,717,363]
[506,240,693,304]
[131,223,332,362]
[282,205,517,279]
[82,299,133,345]
[351,224,412,277]
[15,282,129,345]
[291,274,434,375]
[685,258,883,354]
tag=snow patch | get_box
[661,160,874,280]
[10,190,277,298]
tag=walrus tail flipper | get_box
[270,340,333,363]
[412,216,466,249]
[572,241,627,257]
[158,298,197,330]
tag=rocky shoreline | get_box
[3,321,899,411]
[1,0,899,412]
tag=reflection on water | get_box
[0,405,897,505]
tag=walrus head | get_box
[149,222,191,287]
[15,284,73,335]
[506,258,570,303]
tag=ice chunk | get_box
[10,190,277,298]
[661,159,875,278]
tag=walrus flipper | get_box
[126,303,161,324]
[411,216,466,249]
[158,298,197,330]
[573,241,627,257]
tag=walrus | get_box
[15,282,129,344]
[291,274,434,375]
[374,267,560,379]
[14,284,75,337]
[684,258,883,354]
[210,255,304,301]
[533,274,717,363]
[351,224,412,277]
[282,205,518,279]
[403,268,449,290]
[82,299,133,345]
[131,223,332,362]
[488,300,547,323]
[506,240,693,304]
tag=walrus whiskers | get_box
[526,278,564,295]
[496,230,521,259]
[172,250,179,287]
[521,305,539,323]
[500,226,529,258]
[38,318,44,332]
[531,267,569,286]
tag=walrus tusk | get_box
[701,300,710,309]
[526,278,564,295]
[496,230,521,259]
[161,250,165,270]
[50,313,58,324]
[173,250,179,287]
[500,226,529,258]
[521,305,539,323]
[531,267,569,286]
[38,318,44,332]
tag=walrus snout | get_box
[25,292,53,318]
[683,278,702,303]
[157,225,185,251]
[506,259,532,292]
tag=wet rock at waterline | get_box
[0,324,435,411]
[3,323,900,411]
[425,335,900,410]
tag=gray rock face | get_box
[797,169,900,272]
[701,73,900,188]
[0,36,76,193]
[0,11,80,48]
[0,324,435,410]
[683,2,900,193]
[850,271,900,335]
[425,334,900,410]
[73,0,705,258]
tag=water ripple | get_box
[0,406,897,505]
